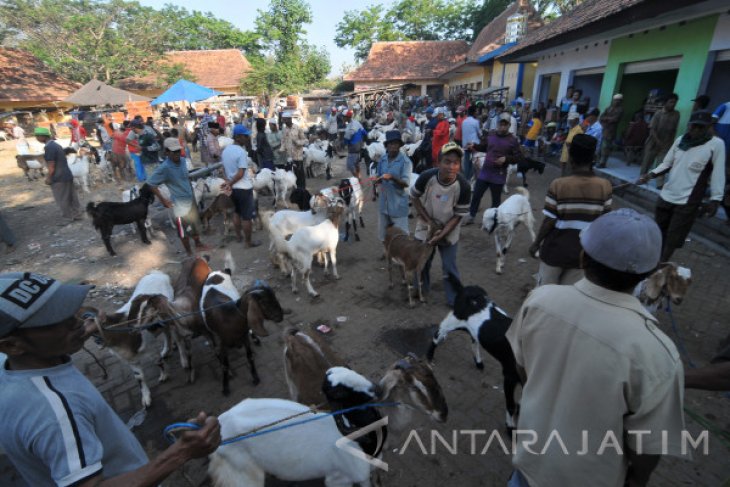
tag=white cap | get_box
[579,208,661,274]
[567,111,580,121]
[613,93,623,100]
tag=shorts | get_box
[176,203,202,238]
[347,152,361,173]
[231,188,255,220]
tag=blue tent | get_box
[150,79,222,106]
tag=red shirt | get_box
[112,130,127,154]
[454,115,465,141]
[124,128,140,154]
[431,119,450,164]
[217,115,226,127]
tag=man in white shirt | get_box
[638,111,725,261]
[221,124,260,248]
[460,105,481,181]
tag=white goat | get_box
[68,148,91,193]
[365,142,385,165]
[209,356,448,487]
[194,177,226,208]
[252,168,275,196]
[270,202,345,297]
[481,187,536,275]
[303,140,334,178]
[401,140,422,158]
[338,177,365,242]
[273,168,297,209]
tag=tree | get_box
[470,0,511,40]
[334,5,404,61]
[242,0,331,113]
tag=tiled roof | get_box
[0,48,80,104]
[467,2,542,61]
[344,41,470,81]
[117,49,251,90]
[502,0,646,58]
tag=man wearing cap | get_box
[343,109,366,179]
[597,94,624,167]
[638,111,726,261]
[463,113,523,225]
[507,208,687,487]
[560,111,583,176]
[431,108,450,167]
[0,272,221,486]
[147,138,211,255]
[453,105,466,148]
[7,120,25,142]
[201,122,221,166]
[641,94,680,188]
[222,125,260,248]
[376,130,412,243]
[35,127,82,224]
[529,134,612,285]
[410,142,471,307]
[326,107,339,144]
[461,106,481,181]
[281,111,308,187]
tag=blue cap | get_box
[233,124,251,136]
[425,107,435,114]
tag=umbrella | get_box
[150,79,222,106]
[64,79,151,106]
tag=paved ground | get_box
[0,140,728,486]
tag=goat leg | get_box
[359,214,365,228]
[157,358,168,383]
[101,227,116,256]
[130,363,152,408]
[245,339,260,386]
[473,339,484,370]
[220,349,231,396]
[344,221,350,242]
[303,269,319,298]
[387,253,394,289]
[329,250,339,280]
[137,220,151,244]
[353,218,360,242]
[249,329,261,346]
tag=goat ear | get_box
[644,268,666,301]
[246,298,270,337]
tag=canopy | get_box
[64,79,150,106]
[150,79,222,106]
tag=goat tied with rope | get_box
[481,187,536,275]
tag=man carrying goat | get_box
[0,272,220,487]
[147,138,212,255]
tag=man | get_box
[507,209,687,487]
[34,127,82,224]
[147,138,212,255]
[453,105,466,147]
[692,94,711,112]
[529,134,612,286]
[281,111,308,188]
[560,112,583,176]
[267,118,284,168]
[95,119,112,154]
[222,125,261,248]
[125,120,145,181]
[343,110,365,179]
[421,106,437,167]
[515,92,526,106]
[132,120,160,166]
[638,111,725,261]
[376,130,412,243]
[216,110,226,129]
[431,108,450,167]
[326,107,338,144]
[461,106,481,181]
[410,142,471,307]
[522,110,543,157]
[464,114,523,225]
[597,93,624,167]
[0,272,220,486]
[201,122,221,166]
[69,119,86,149]
[8,120,25,142]
[559,85,574,127]
[584,108,602,154]
[711,99,730,223]
[640,94,680,188]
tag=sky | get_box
[137,0,398,76]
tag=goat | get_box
[209,355,447,487]
[504,156,546,194]
[427,274,522,430]
[481,187,536,274]
[289,187,312,211]
[65,147,91,193]
[273,168,297,208]
[87,184,155,256]
[634,262,692,314]
[15,155,46,181]
[194,177,226,210]
[270,201,345,297]
[365,141,385,165]
[383,225,437,307]
[201,193,235,235]
[77,270,177,408]
[252,168,275,196]
[200,262,284,395]
[283,328,347,406]
[338,177,365,242]
[303,140,333,178]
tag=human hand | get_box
[636,174,651,185]
[44,174,52,185]
[496,156,506,165]
[381,173,392,180]
[161,198,173,209]
[427,231,443,246]
[703,200,719,218]
[177,412,221,459]
[528,242,540,258]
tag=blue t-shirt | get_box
[146,157,193,204]
[0,357,148,486]
[377,152,412,217]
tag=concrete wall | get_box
[709,12,730,51]
[599,14,720,131]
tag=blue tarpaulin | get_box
[150,79,222,105]
[477,42,517,64]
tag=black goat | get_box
[289,187,312,211]
[426,274,522,431]
[86,184,155,256]
[508,156,546,189]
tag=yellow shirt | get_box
[526,118,542,141]
[560,124,583,164]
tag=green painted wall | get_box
[599,14,720,133]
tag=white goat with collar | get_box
[481,187,535,274]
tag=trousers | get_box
[469,179,503,217]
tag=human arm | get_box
[44,144,57,185]
[529,217,555,257]
[708,138,726,203]
[76,412,220,487]
[685,362,730,390]
[638,137,680,183]
[429,175,470,245]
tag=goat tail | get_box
[223,250,236,275]
[514,186,530,199]
[446,273,464,294]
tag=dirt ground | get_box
[0,138,728,487]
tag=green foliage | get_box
[335,0,478,61]
[469,0,511,40]
[158,63,196,86]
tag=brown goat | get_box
[383,225,436,307]
[201,193,235,235]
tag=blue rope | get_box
[163,402,400,447]
[664,301,697,369]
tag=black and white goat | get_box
[481,187,536,274]
[209,356,448,487]
[87,184,155,256]
[338,177,365,242]
[426,274,522,431]
[504,156,546,194]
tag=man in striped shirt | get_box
[530,134,612,285]
[0,272,220,487]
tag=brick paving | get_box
[0,146,728,486]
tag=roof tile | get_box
[0,48,81,104]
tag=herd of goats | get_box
[12,111,695,487]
